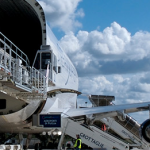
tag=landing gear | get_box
[141,119,150,143]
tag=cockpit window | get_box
[33,52,51,70]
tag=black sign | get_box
[39,114,61,128]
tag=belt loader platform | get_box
[59,118,131,150]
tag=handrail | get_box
[0,39,28,67]
[0,32,30,66]
[0,33,48,98]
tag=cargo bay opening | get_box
[0,0,46,65]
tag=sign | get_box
[39,114,61,128]
[80,133,104,148]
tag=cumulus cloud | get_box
[78,73,150,108]
[38,0,84,32]
[140,72,150,83]
[113,75,125,83]
[60,22,150,76]
[79,76,113,94]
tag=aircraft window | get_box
[42,53,51,69]
[0,99,6,109]
[34,53,40,69]
[58,66,61,73]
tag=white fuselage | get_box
[0,0,78,133]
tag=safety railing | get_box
[0,32,30,66]
[0,32,49,97]
[30,66,46,93]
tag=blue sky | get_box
[78,0,150,35]
[50,0,150,38]
[39,0,150,124]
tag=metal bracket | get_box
[58,118,69,150]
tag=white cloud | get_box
[78,73,150,104]
[61,22,148,60]
[126,31,150,60]
[140,72,150,83]
[60,31,80,53]
[38,0,84,32]
[113,75,124,83]
[60,22,150,76]
[79,76,113,95]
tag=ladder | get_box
[61,118,130,150]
